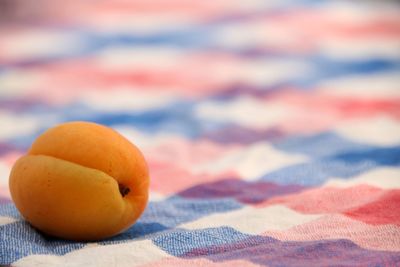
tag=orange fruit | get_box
[9,121,149,241]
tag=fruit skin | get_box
[9,121,149,241]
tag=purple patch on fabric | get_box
[185,235,400,267]
[0,197,12,204]
[179,179,305,204]
[204,126,285,145]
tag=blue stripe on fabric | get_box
[0,221,85,265]
[153,227,400,266]
[261,146,400,186]
[152,227,251,256]
[333,146,400,166]
[0,203,20,219]
[103,222,170,243]
[1,19,399,82]
[3,221,399,265]
[4,100,198,149]
[0,174,306,260]
[0,0,356,69]
[4,100,399,162]
[294,58,400,88]
[1,178,309,255]
[137,196,242,229]
[273,132,377,158]
[0,197,243,264]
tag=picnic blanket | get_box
[1,0,400,266]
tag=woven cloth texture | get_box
[0,0,400,266]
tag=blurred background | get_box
[0,0,399,200]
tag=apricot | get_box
[9,121,149,241]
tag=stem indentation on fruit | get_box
[118,184,130,197]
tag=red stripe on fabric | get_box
[345,190,400,226]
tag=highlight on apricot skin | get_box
[9,121,150,241]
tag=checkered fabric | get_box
[1,0,400,266]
